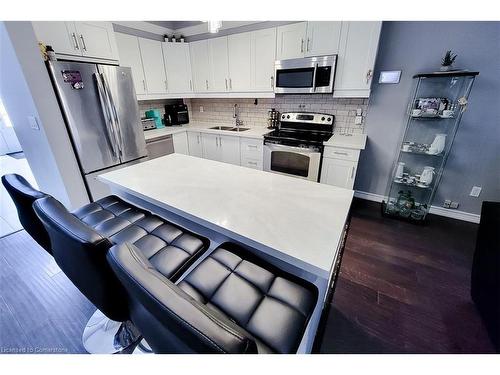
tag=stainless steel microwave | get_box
[274,55,337,94]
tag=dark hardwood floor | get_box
[0,199,494,353]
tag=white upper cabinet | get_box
[190,40,211,92]
[208,37,230,92]
[138,38,167,95]
[73,22,118,60]
[115,33,147,95]
[251,28,276,91]
[305,21,342,57]
[333,21,382,98]
[227,32,252,92]
[162,42,193,94]
[32,22,118,61]
[276,22,307,60]
[32,22,79,56]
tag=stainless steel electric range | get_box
[263,112,334,182]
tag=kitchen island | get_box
[98,153,353,352]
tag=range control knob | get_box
[286,115,290,119]
[321,116,326,121]
[327,117,332,122]
[281,114,285,119]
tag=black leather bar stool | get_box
[107,242,318,353]
[34,195,209,354]
[1,174,51,253]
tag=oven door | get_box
[263,143,321,181]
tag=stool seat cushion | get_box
[177,244,318,353]
[73,196,207,281]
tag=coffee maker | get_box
[267,108,280,129]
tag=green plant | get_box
[441,50,457,67]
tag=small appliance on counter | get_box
[267,108,280,129]
[141,118,157,131]
[164,104,189,126]
[145,109,164,129]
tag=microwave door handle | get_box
[312,64,318,92]
[100,73,123,157]
[94,73,118,157]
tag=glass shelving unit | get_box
[382,71,479,223]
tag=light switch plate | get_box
[470,186,482,197]
[28,116,40,130]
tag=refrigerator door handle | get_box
[100,73,124,158]
[94,73,119,157]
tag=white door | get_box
[219,135,240,165]
[276,22,307,60]
[190,40,211,92]
[228,32,252,92]
[334,21,382,98]
[115,33,147,95]
[162,42,193,94]
[74,22,118,60]
[320,158,357,189]
[209,37,229,92]
[187,132,203,158]
[305,21,342,57]
[201,133,220,161]
[32,21,80,56]
[251,28,276,91]
[138,38,168,95]
[172,132,189,155]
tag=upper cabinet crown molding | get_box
[32,21,119,62]
[333,21,382,98]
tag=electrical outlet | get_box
[28,116,40,130]
[450,201,460,209]
[443,200,451,208]
[199,106,204,113]
[470,186,482,197]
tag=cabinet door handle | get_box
[164,80,168,91]
[215,136,218,147]
[334,151,349,156]
[229,78,232,90]
[300,39,304,53]
[225,78,228,91]
[206,80,209,90]
[142,80,147,91]
[248,161,258,166]
[270,76,274,89]
[189,79,193,91]
[79,35,87,52]
[248,144,258,149]
[366,69,373,84]
[71,33,79,50]
[350,166,355,179]
[219,136,222,147]
[306,38,310,52]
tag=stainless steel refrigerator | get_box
[48,61,147,201]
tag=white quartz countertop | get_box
[323,133,367,150]
[98,154,353,276]
[144,122,272,141]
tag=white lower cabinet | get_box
[200,133,240,165]
[320,146,360,189]
[187,131,203,158]
[172,132,189,155]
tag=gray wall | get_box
[356,21,500,215]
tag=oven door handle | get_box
[265,142,320,154]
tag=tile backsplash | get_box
[138,95,369,134]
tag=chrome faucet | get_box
[233,104,243,129]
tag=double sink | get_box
[209,126,250,132]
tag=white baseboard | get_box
[353,190,480,224]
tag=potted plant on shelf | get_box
[440,50,458,71]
